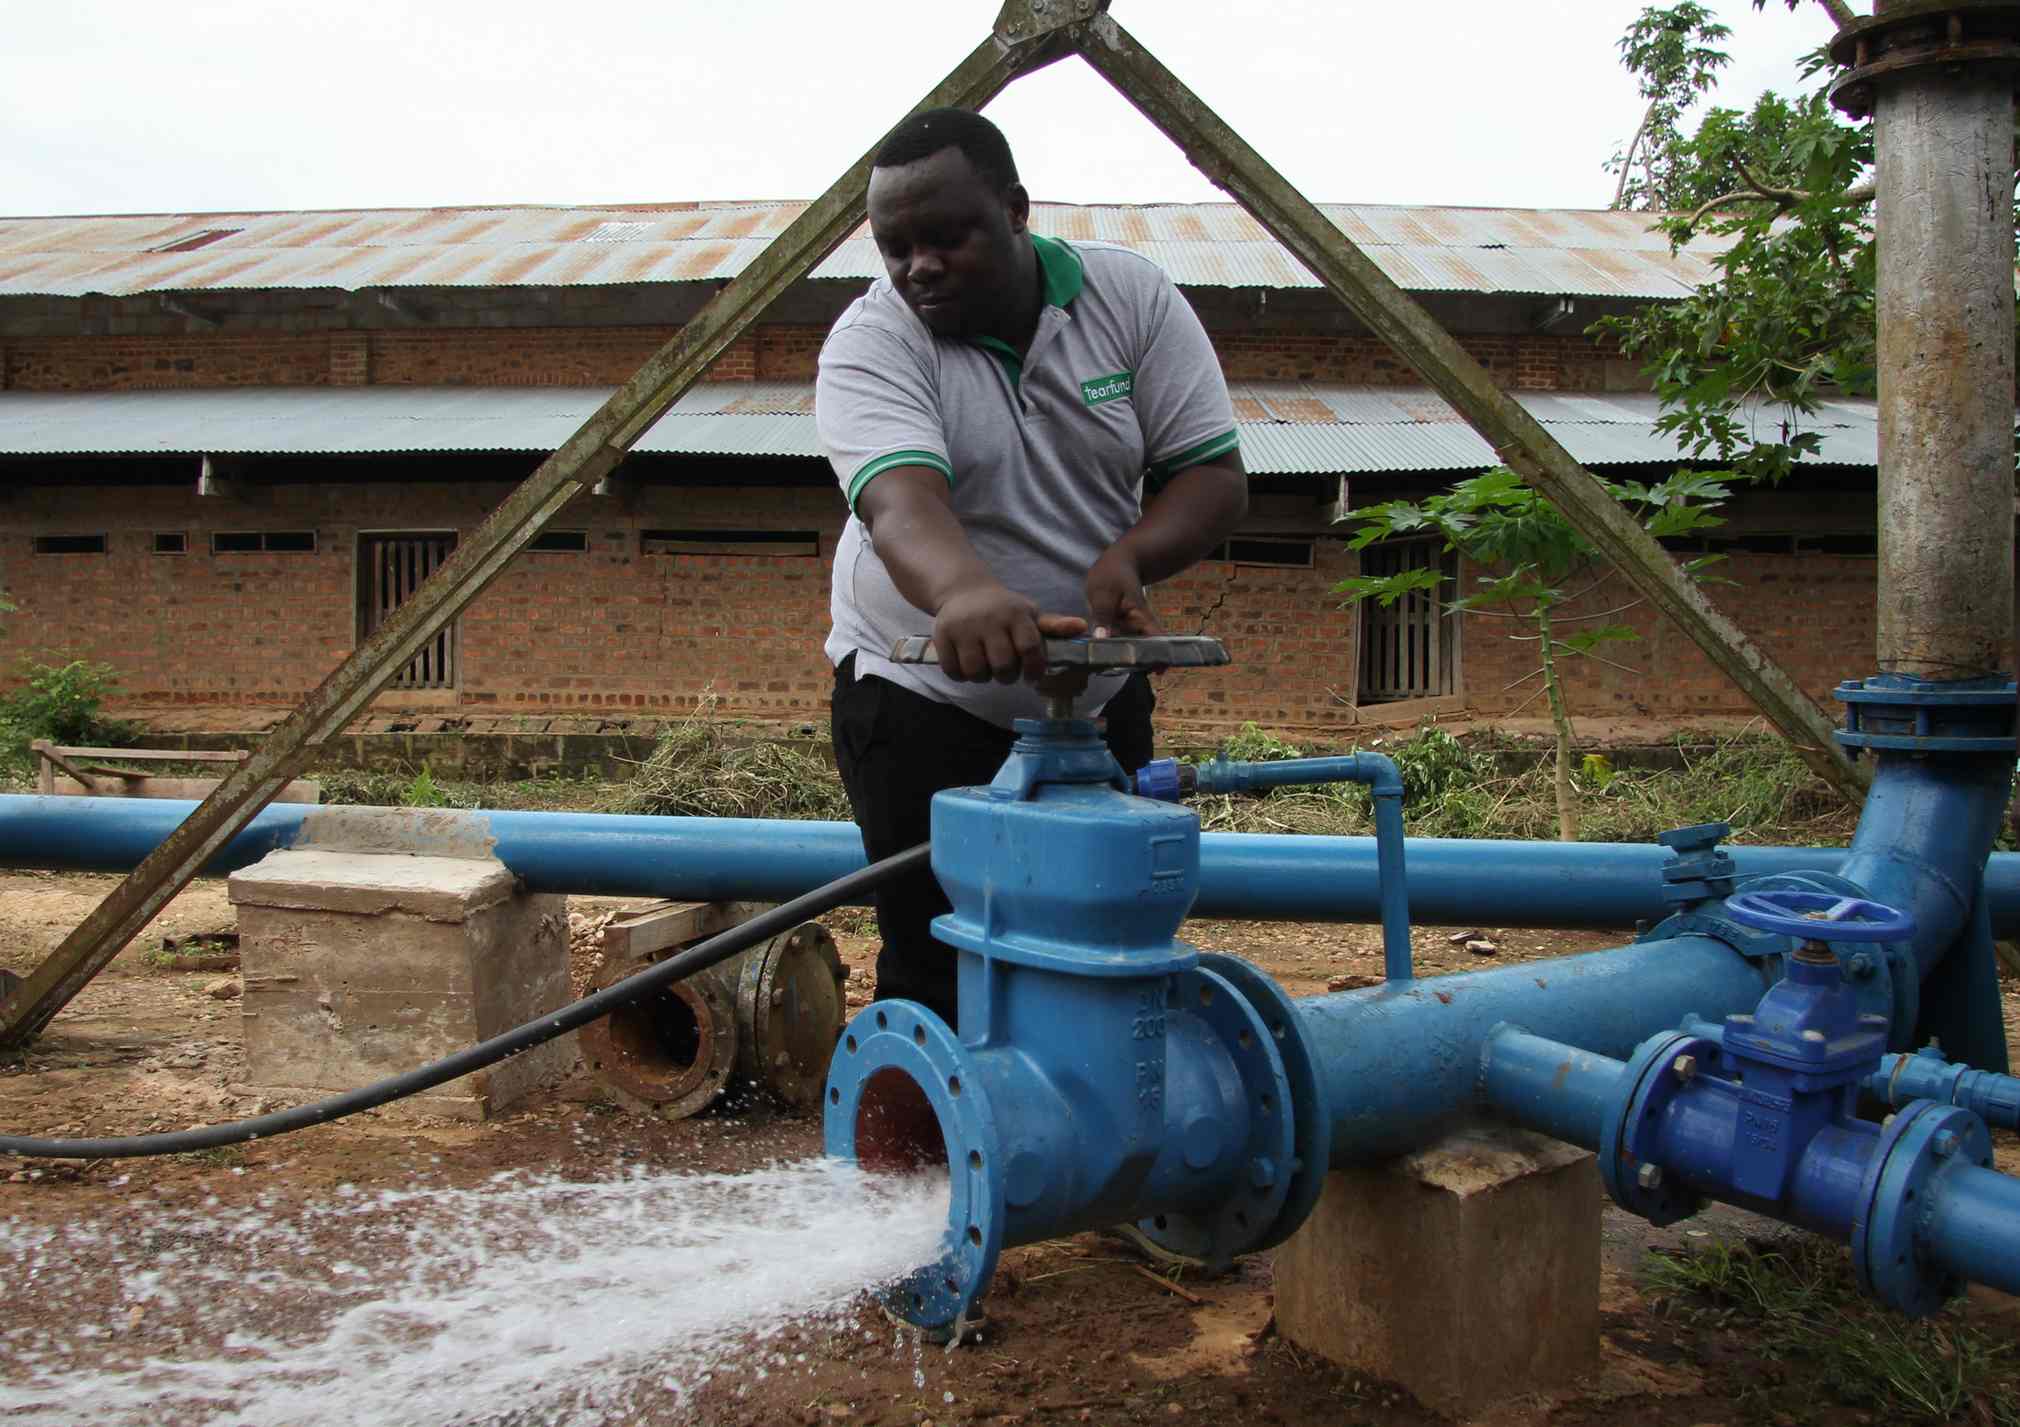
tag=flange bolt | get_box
[1636,1163,1665,1191]
[1932,1130,1960,1160]
[1672,1054,1697,1082]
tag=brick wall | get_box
[1208,332,1617,390]
[1449,553,1888,724]
[2,325,1623,393]
[0,478,1912,732]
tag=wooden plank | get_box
[603,901,776,962]
[52,774,322,804]
[1073,13,1869,806]
[49,746,248,763]
[31,741,99,794]
[0,1,1088,1049]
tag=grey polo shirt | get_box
[817,234,1239,728]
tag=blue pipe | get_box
[1832,754,2012,981]
[1866,1048,2020,1131]
[1477,1023,1622,1148]
[12,793,2015,933]
[1183,754,1412,981]
[1299,932,1772,1164]
[1924,1163,2020,1298]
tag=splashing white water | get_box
[0,1158,949,1426]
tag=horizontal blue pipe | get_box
[1478,1025,1625,1148]
[12,794,2016,933]
[1301,933,1773,1164]
[1866,1052,2020,1131]
[1923,1163,2020,1299]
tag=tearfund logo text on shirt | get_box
[1081,370,1135,407]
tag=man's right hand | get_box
[933,581,1087,684]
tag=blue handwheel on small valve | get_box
[1724,889,1915,943]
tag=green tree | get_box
[1597,3,1923,489]
[1335,468,1733,841]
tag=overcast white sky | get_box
[1,1,1841,218]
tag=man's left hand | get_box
[1086,546,1160,637]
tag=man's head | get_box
[867,108,1033,340]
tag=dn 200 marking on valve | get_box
[1132,988,1167,1041]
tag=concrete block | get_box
[1274,1127,1600,1419]
[229,849,575,1121]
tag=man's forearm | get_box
[860,470,1001,614]
[1116,459,1249,584]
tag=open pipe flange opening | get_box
[825,1000,1003,1334]
[581,978,736,1120]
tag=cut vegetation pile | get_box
[601,705,851,822]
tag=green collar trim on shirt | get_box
[969,236,1082,388]
[967,237,1083,391]
[1031,233,1084,309]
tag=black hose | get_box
[0,843,929,1161]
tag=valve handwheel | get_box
[1724,889,1915,943]
[891,635,1232,718]
[889,634,1231,674]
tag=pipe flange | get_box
[1196,951,1332,1253]
[1827,1,2020,118]
[1131,964,1296,1265]
[824,999,1002,1335]
[1852,1099,1994,1316]
[737,923,848,1109]
[1601,1031,1712,1226]
[579,964,738,1120]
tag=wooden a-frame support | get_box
[0,0,1867,1047]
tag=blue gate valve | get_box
[1573,889,2018,1313]
[824,637,1331,1338]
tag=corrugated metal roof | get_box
[0,201,1737,300]
[0,382,1878,475]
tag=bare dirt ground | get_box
[2,869,2016,1426]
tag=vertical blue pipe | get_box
[1188,754,1412,981]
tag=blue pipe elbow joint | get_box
[824,718,1330,1335]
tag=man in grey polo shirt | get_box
[819,107,1247,1031]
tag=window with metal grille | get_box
[1356,539,1459,704]
[358,533,459,690]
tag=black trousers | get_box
[830,655,1156,1027]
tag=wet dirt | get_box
[1,870,2015,1426]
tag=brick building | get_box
[0,202,1888,735]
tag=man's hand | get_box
[1086,546,1159,637]
[934,580,1089,684]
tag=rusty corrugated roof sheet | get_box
[0,381,1879,474]
[0,201,1738,300]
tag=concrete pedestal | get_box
[228,848,575,1121]
[1274,1127,1600,1419]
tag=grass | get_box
[300,721,1859,848]
[141,936,240,973]
[1644,1236,2020,1425]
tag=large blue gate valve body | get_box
[824,636,1330,1337]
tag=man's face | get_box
[867,146,1028,339]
